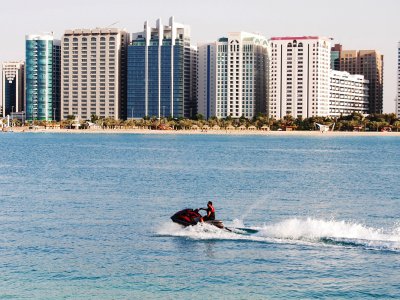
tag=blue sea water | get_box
[0,133,399,299]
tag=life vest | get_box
[208,205,215,220]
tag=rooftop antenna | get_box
[106,21,120,28]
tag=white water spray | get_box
[157,217,400,252]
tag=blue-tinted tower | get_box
[127,17,197,119]
[2,62,24,117]
[25,34,61,121]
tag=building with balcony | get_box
[329,70,369,117]
[333,44,384,114]
[198,32,270,119]
[61,28,129,120]
[269,36,331,119]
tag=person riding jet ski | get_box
[200,201,215,222]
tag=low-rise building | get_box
[329,70,369,117]
[333,44,384,114]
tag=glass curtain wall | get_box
[4,80,16,116]
[26,39,54,121]
[127,42,146,118]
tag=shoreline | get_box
[3,127,400,137]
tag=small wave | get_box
[157,218,400,252]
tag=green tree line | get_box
[15,112,400,132]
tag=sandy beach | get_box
[4,127,400,137]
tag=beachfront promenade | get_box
[5,126,400,136]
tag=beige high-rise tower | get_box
[335,46,384,114]
[61,28,129,120]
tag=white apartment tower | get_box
[269,36,331,119]
[329,70,369,117]
[61,28,129,120]
[217,32,269,119]
[198,32,269,119]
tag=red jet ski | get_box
[171,208,225,229]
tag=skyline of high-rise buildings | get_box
[0,18,398,121]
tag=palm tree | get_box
[166,119,176,130]
[103,117,116,129]
[125,119,136,129]
[91,114,99,123]
[393,121,400,132]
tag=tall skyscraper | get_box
[25,34,61,121]
[127,17,197,119]
[1,61,24,117]
[269,36,331,119]
[61,28,129,120]
[198,32,270,119]
[397,42,400,118]
[329,70,369,117]
[333,44,384,114]
[197,42,217,119]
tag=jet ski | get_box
[171,208,225,229]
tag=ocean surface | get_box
[0,133,399,299]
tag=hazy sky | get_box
[1,0,398,112]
